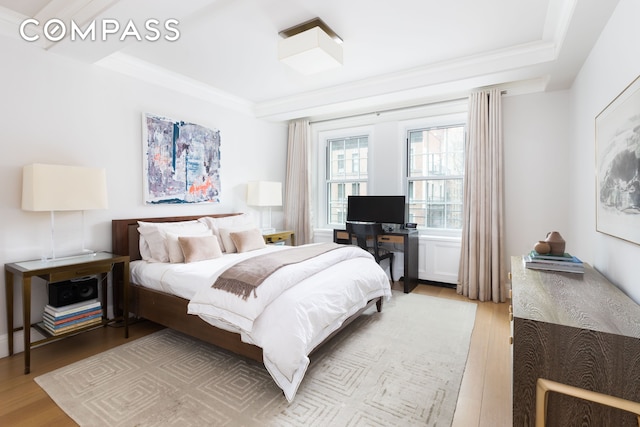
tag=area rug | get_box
[35,292,476,426]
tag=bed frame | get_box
[112,214,383,364]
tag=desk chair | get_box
[346,221,394,282]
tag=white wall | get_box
[569,0,640,302]
[0,36,287,354]
[503,91,573,264]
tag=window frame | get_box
[402,112,467,237]
[317,126,373,229]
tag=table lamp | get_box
[22,163,108,260]
[247,181,282,233]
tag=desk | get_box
[334,228,418,293]
[4,252,129,374]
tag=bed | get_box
[111,213,392,401]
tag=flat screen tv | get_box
[347,195,406,225]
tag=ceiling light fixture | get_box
[278,18,343,75]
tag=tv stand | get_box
[334,228,418,293]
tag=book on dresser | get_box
[523,251,584,273]
[42,299,103,336]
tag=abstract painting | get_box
[595,75,640,245]
[142,113,221,204]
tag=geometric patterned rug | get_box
[35,292,476,426]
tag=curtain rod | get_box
[309,90,506,125]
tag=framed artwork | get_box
[595,75,640,245]
[142,113,221,204]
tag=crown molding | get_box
[96,52,255,116]
[0,6,28,42]
[542,0,577,49]
[253,40,557,121]
[0,1,119,49]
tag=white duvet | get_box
[130,243,392,401]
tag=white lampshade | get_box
[22,163,108,211]
[278,26,343,75]
[247,181,282,207]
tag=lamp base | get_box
[42,250,98,263]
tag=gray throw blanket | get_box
[212,243,344,299]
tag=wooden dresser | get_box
[510,255,640,426]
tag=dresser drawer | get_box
[335,231,350,240]
[266,234,288,243]
[378,235,404,244]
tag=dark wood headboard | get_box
[112,213,241,261]
[110,213,242,319]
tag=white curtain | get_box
[457,89,506,302]
[284,119,312,245]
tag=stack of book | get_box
[42,299,103,336]
[523,250,584,274]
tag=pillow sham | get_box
[198,213,253,233]
[139,234,153,261]
[230,228,266,253]
[137,220,210,262]
[179,235,223,263]
[198,214,257,251]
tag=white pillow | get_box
[137,224,166,262]
[137,220,210,263]
[166,229,213,263]
[198,214,257,251]
[198,213,255,234]
[218,225,259,253]
[139,234,153,261]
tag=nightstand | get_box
[4,252,129,374]
[263,230,295,246]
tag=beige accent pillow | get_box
[230,228,266,253]
[178,235,223,263]
[166,230,213,263]
[218,225,257,253]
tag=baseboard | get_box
[0,328,47,358]
[419,279,457,289]
[0,333,8,359]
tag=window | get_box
[407,124,465,230]
[326,135,368,225]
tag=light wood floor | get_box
[408,283,513,427]
[0,283,512,426]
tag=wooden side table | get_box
[4,252,129,374]
[263,230,295,246]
